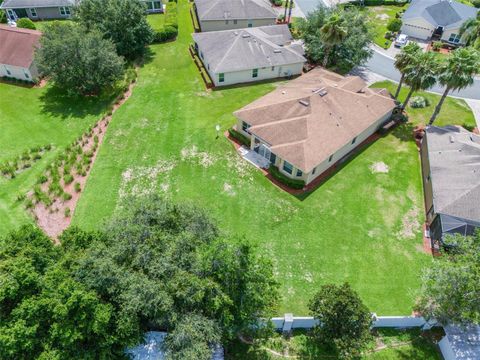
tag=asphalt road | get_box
[365,50,480,100]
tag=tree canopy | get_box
[75,0,154,59]
[417,232,480,325]
[35,22,124,96]
[0,196,278,359]
[298,6,373,73]
[309,283,372,359]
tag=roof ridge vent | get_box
[273,49,282,53]
[299,100,309,107]
[450,135,455,143]
[242,34,250,38]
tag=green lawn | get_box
[366,4,409,49]
[371,81,476,130]
[0,83,114,234]
[147,13,165,31]
[74,0,434,315]
[227,328,442,359]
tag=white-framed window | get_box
[242,121,250,133]
[233,19,237,24]
[59,6,71,16]
[5,66,11,76]
[296,169,302,177]
[271,66,275,71]
[219,73,225,83]
[24,71,30,79]
[351,137,357,144]
[30,8,37,17]
[328,154,333,162]
[225,20,229,25]
[252,68,258,78]
[283,161,293,175]
[448,33,461,44]
[6,9,16,20]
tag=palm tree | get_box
[460,14,480,49]
[429,47,480,125]
[319,13,347,68]
[393,42,422,99]
[400,52,438,110]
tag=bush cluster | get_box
[386,18,402,33]
[0,145,51,179]
[16,17,36,30]
[152,1,178,43]
[360,0,408,5]
[270,0,282,6]
[228,128,251,147]
[269,166,305,190]
[410,96,430,108]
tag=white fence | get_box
[270,314,437,332]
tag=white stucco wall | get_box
[400,18,434,40]
[0,63,36,81]
[199,18,276,32]
[207,63,303,87]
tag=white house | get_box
[400,0,478,45]
[233,68,396,185]
[194,0,277,32]
[0,25,41,82]
[192,25,306,87]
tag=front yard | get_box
[74,0,432,315]
[366,4,409,49]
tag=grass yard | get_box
[73,0,434,315]
[147,13,165,31]
[366,4,409,49]
[371,81,476,130]
[227,328,442,359]
[0,83,114,234]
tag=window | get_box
[271,66,275,71]
[448,33,461,44]
[233,19,237,24]
[59,6,71,16]
[283,161,293,175]
[296,169,303,177]
[7,9,15,20]
[200,51,204,59]
[242,121,251,133]
[219,73,225,83]
[427,173,431,182]
[6,67,11,76]
[153,1,161,9]
[225,20,229,25]
[252,68,258,78]
[312,167,316,175]
[24,71,29,79]
[351,137,357,144]
[328,154,333,162]
[248,22,253,28]
[30,8,37,17]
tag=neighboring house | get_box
[0,24,41,82]
[194,0,277,32]
[141,0,163,13]
[192,25,306,87]
[125,332,224,360]
[400,0,478,45]
[0,0,75,21]
[420,126,480,248]
[233,68,396,185]
[439,325,480,360]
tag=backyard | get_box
[0,0,476,315]
[227,328,443,359]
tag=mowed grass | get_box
[366,4,409,49]
[0,83,114,234]
[371,81,476,129]
[73,0,437,315]
[147,13,165,31]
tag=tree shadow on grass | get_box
[391,122,416,143]
[39,85,115,120]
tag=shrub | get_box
[165,2,178,28]
[37,174,48,184]
[16,193,26,202]
[153,25,178,43]
[386,18,402,33]
[16,18,36,30]
[74,182,81,193]
[432,41,443,51]
[25,198,34,209]
[62,192,72,201]
[64,174,74,185]
[472,0,480,8]
[21,152,31,161]
[33,153,42,160]
[228,128,250,147]
[410,96,430,108]
[269,166,305,190]
[64,207,71,217]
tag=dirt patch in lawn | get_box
[370,161,389,174]
[29,71,138,242]
[397,207,421,239]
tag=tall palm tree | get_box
[460,14,480,49]
[319,13,347,68]
[400,52,438,110]
[393,42,422,99]
[429,47,480,125]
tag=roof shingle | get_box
[0,25,41,68]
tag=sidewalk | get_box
[465,99,480,129]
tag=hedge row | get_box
[356,0,408,5]
[152,1,178,43]
[228,128,250,147]
[269,166,305,190]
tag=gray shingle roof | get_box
[194,0,277,21]
[443,325,480,360]
[192,25,305,73]
[425,126,480,223]
[0,0,74,8]
[403,0,478,30]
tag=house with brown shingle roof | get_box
[0,25,41,82]
[233,68,396,185]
